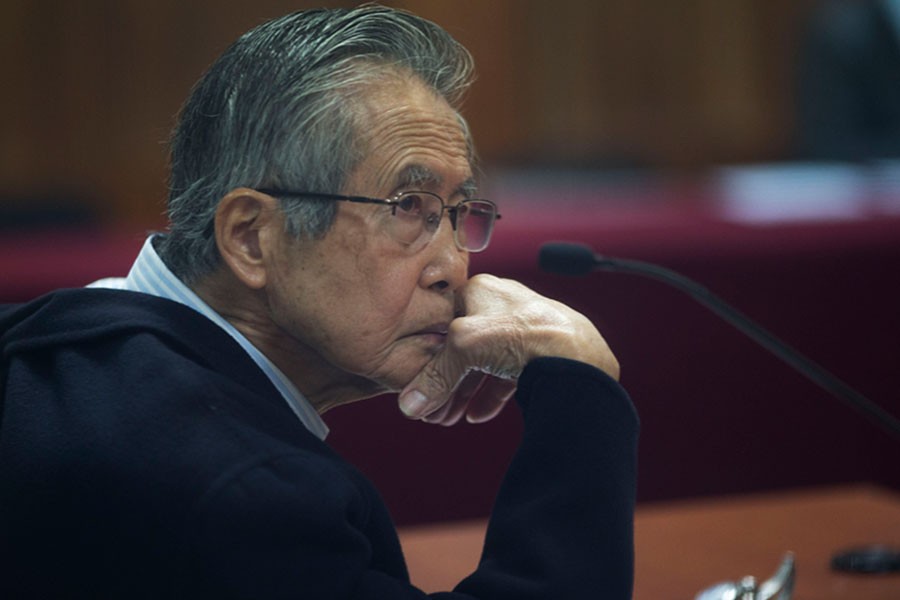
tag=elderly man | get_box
[0,6,638,598]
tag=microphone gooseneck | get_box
[537,242,598,275]
[538,241,900,440]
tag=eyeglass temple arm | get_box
[257,189,389,206]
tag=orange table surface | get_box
[398,485,900,599]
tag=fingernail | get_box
[400,390,429,419]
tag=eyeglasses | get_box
[257,189,501,253]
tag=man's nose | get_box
[422,220,469,292]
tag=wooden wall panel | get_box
[1,0,819,222]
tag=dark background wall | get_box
[1,0,818,224]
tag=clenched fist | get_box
[398,274,619,425]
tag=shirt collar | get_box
[90,235,329,440]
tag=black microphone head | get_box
[538,242,598,276]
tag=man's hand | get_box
[398,274,619,424]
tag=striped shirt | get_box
[88,236,329,440]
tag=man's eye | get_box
[396,194,424,215]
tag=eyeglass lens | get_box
[391,193,495,252]
[455,201,495,252]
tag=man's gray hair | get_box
[157,5,475,283]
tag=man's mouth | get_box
[409,323,450,344]
[418,323,449,335]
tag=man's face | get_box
[265,77,472,398]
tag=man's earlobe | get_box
[214,188,279,290]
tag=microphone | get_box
[538,242,598,275]
[538,241,900,439]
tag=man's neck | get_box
[190,270,387,414]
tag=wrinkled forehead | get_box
[345,73,475,196]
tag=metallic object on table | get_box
[695,553,795,600]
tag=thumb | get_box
[398,348,468,419]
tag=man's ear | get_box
[213,188,281,290]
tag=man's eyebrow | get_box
[394,164,477,199]
[395,164,441,190]
[457,178,477,199]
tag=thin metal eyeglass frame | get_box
[256,188,501,252]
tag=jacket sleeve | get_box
[177,357,638,600]
[453,357,639,600]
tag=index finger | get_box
[398,336,469,419]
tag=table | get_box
[397,485,900,599]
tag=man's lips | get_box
[406,322,450,341]
[417,323,449,335]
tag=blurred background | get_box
[2,0,899,525]
[6,0,900,224]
